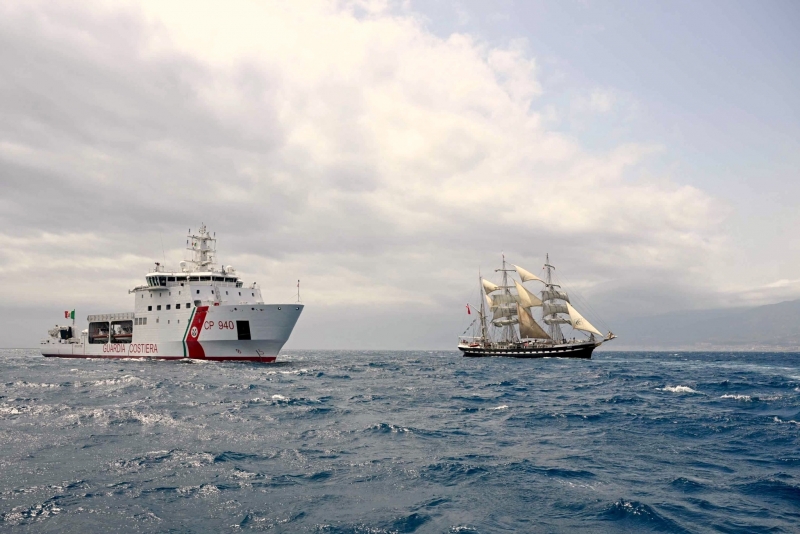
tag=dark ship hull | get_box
[459,341,597,359]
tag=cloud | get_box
[0,1,729,346]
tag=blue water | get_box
[1,350,799,532]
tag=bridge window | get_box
[189,276,200,282]
[157,305,161,311]
[148,306,152,311]
[168,277,176,282]
[176,303,181,309]
[186,303,191,308]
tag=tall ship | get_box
[458,255,615,358]
[41,225,303,362]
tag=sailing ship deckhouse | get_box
[459,255,615,358]
[41,225,303,362]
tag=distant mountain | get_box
[609,299,800,351]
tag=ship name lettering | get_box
[128,343,159,354]
[103,344,127,353]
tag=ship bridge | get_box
[130,224,267,331]
[143,273,243,288]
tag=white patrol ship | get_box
[41,225,303,363]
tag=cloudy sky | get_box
[1,0,798,348]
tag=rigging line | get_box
[552,269,612,332]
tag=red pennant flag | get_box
[466,304,471,315]
[64,310,69,318]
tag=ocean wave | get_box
[0,402,69,418]
[111,449,215,473]
[65,407,183,427]
[7,381,62,388]
[599,499,690,532]
[738,477,800,505]
[81,375,148,387]
[1,500,62,525]
[773,417,800,425]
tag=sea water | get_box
[1,349,798,532]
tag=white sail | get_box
[514,280,542,308]
[482,279,501,294]
[492,304,516,321]
[543,316,571,325]
[485,294,494,309]
[566,302,603,336]
[541,289,570,303]
[543,302,569,316]
[490,293,518,308]
[492,318,519,327]
[513,264,543,283]
[517,305,551,340]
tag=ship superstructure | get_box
[41,225,303,362]
[458,255,614,358]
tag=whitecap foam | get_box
[774,416,800,425]
[661,385,699,394]
[490,405,509,411]
[0,405,23,416]
[271,394,289,401]
[720,394,751,401]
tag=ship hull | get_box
[41,304,301,363]
[458,341,596,359]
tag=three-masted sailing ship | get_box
[458,255,615,358]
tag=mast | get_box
[185,224,217,273]
[478,272,488,342]
[494,254,518,344]
[544,253,564,344]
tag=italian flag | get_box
[64,310,75,320]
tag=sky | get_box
[1,0,798,349]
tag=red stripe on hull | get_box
[185,306,209,358]
[42,354,277,363]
